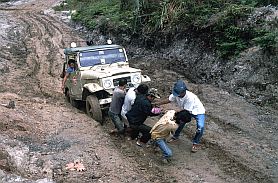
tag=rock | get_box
[6,100,15,109]
[0,62,9,74]
[0,150,12,172]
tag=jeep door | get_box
[70,54,83,100]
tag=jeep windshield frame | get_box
[64,44,129,68]
[79,48,127,67]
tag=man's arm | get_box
[61,73,69,90]
[152,98,171,106]
[153,97,183,113]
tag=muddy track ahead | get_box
[0,1,277,183]
[0,1,157,182]
[5,3,84,99]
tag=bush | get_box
[253,30,278,53]
[54,0,278,57]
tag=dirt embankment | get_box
[0,1,277,183]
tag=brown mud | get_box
[0,1,277,183]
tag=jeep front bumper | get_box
[99,98,112,105]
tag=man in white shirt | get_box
[159,80,206,152]
[121,83,149,119]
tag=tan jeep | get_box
[61,42,150,123]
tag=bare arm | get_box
[61,73,69,90]
[153,97,183,113]
[153,98,171,106]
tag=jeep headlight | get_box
[103,79,113,89]
[131,73,141,84]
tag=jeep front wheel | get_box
[86,95,102,123]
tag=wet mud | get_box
[0,0,277,183]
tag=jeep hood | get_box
[81,67,141,79]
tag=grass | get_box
[54,0,278,58]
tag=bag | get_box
[151,107,161,114]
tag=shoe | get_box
[136,140,143,147]
[153,146,160,153]
[109,129,118,135]
[146,139,154,148]
[162,158,171,164]
[191,144,200,153]
[167,137,178,143]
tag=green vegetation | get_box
[55,0,278,58]
[55,0,133,31]
[253,30,278,53]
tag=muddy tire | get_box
[70,97,79,108]
[65,89,70,103]
[86,95,102,123]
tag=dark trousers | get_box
[129,124,151,143]
[108,110,125,134]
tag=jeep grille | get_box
[113,76,131,87]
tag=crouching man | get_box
[150,109,191,163]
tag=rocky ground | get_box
[0,0,277,183]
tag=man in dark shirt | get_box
[126,88,161,144]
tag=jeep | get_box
[61,42,150,123]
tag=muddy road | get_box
[0,0,277,183]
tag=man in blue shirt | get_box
[61,59,76,90]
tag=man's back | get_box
[109,87,125,114]
[121,87,136,118]
[126,94,152,126]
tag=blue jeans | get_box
[108,110,125,134]
[155,139,172,159]
[173,114,205,144]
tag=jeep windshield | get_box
[79,48,127,67]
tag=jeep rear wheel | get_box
[86,95,102,123]
[70,97,79,108]
[65,89,70,102]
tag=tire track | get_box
[7,9,77,100]
[206,141,273,183]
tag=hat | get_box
[148,88,161,98]
[172,80,187,96]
